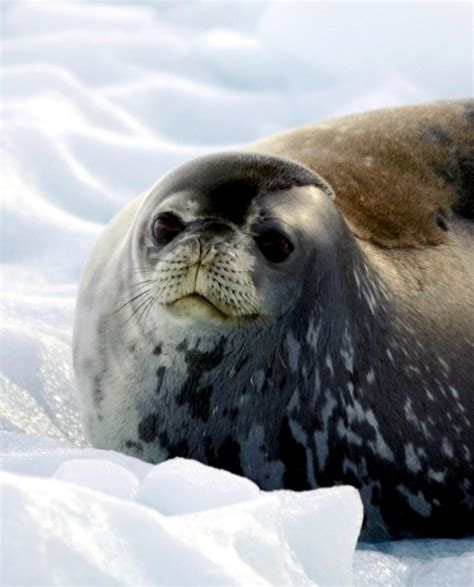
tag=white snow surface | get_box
[1,1,473,585]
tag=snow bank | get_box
[1,1,473,585]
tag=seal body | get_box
[73,100,474,540]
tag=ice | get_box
[0,442,152,482]
[53,459,140,500]
[136,457,260,515]
[1,467,362,586]
[1,1,473,584]
[354,540,474,586]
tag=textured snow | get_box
[1,1,473,585]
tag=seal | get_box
[73,99,474,540]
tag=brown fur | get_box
[250,99,474,247]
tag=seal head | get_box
[129,152,337,328]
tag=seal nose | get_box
[199,246,217,266]
[183,218,235,269]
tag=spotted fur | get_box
[74,100,474,541]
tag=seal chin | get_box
[164,294,259,326]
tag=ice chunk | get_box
[1,471,362,586]
[53,458,139,500]
[1,443,153,481]
[136,457,260,515]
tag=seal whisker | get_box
[139,294,157,329]
[107,289,152,318]
[127,279,155,289]
[122,293,155,325]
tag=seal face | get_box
[74,101,474,541]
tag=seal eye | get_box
[151,213,184,246]
[255,230,294,263]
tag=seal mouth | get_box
[164,293,259,325]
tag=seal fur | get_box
[73,100,473,540]
[251,99,474,247]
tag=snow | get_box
[1,1,473,585]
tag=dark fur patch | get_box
[222,407,240,421]
[423,121,474,221]
[371,485,381,506]
[175,339,226,418]
[138,413,160,443]
[279,416,308,490]
[452,152,474,219]
[349,369,360,388]
[205,435,243,476]
[159,431,190,459]
[186,344,226,373]
[93,375,104,407]
[125,439,143,453]
[177,383,213,421]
